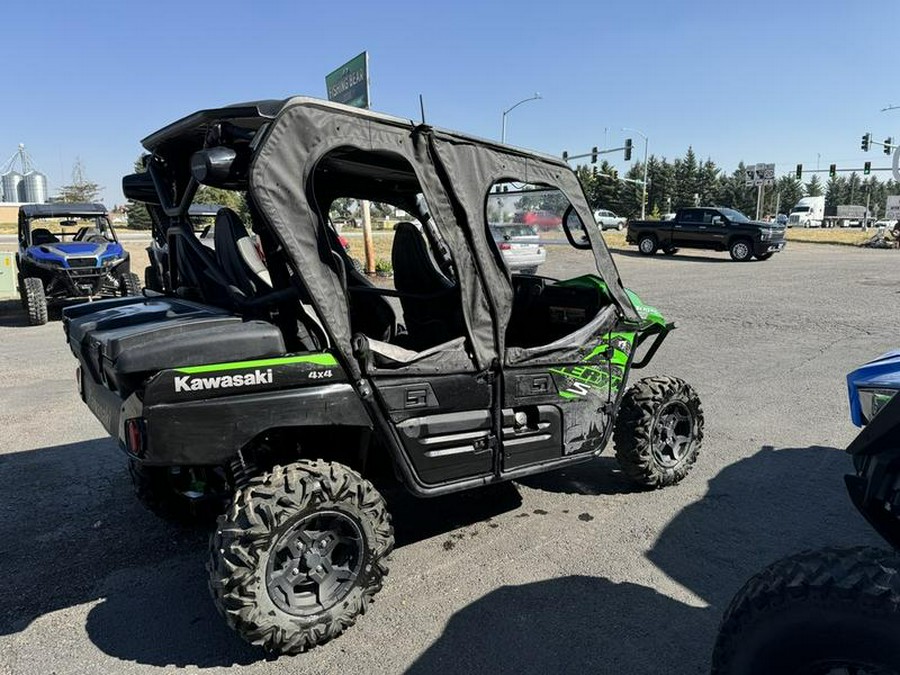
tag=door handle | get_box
[405,388,428,408]
[673,225,682,229]
[698,225,707,230]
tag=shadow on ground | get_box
[407,444,880,674]
[609,248,744,264]
[0,437,525,668]
[516,455,638,496]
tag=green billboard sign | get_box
[325,51,370,109]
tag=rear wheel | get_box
[613,376,703,488]
[712,547,900,675]
[616,221,625,231]
[208,460,394,654]
[638,235,658,255]
[22,277,48,326]
[119,272,141,296]
[729,239,753,262]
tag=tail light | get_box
[124,418,146,458]
[498,243,511,251]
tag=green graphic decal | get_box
[550,332,635,400]
[175,353,338,375]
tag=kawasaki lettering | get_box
[174,368,273,393]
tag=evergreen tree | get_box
[804,175,824,197]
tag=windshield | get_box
[791,206,810,213]
[26,216,115,243]
[719,208,751,223]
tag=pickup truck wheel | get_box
[729,239,753,262]
[613,376,704,488]
[208,460,394,654]
[638,235,658,255]
[712,547,900,675]
[22,277,48,326]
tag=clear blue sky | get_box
[2,0,897,204]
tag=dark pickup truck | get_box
[626,207,787,261]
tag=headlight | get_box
[759,229,772,240]
[858,387,898,423]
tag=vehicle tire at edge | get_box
[638,235,658,256]
[119,271,142,296]
[22,277,48,326]
[613,376,703,488]
[711,546,900,675]
[729,239,753,262]
[208,459,394,654]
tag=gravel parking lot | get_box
[0,242,895,675]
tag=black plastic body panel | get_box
[501,406,563,470]
[138,383,371,466]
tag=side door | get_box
[489,183,621,472]
[672,209,701,247]
[704,210,729,249]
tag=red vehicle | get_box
[515,210,562,230]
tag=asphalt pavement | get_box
[0,242,895,675]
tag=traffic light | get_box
[885,138,893,156]
[623,138,633,161]
[795,164,802,180]
[591,146,598,164]
[861,133,871,151]
[864,161,871,175]
[829,164,836,178]
[562,150,568,161]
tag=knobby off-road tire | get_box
[638,235,658,255]
[613,376,703,488]
[712,547,900,675]
[208,460,394,654]
[729,238,754,262]
[128,460,228,525]
[119,271,142,296]
[22,277,48,325]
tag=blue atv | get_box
[712,351,900,674]
[17,203,141,325]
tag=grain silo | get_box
[23,171,47,203]
[1,171,23,203]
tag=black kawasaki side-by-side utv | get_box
[63,97,704,654]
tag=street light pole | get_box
[622,127,649,219]
[501,93,542,144]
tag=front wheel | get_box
[638,235,658,256]
[729,239,753,262]
[22,277,48,326]
[712,547,900,675]
[119,272,141,296]
[208,460,394,654]
[613,376,703,488]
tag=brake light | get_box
[125,418,146,458]
[498,243,511,250]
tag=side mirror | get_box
[122,171,160,204]
[562,205,592,250]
